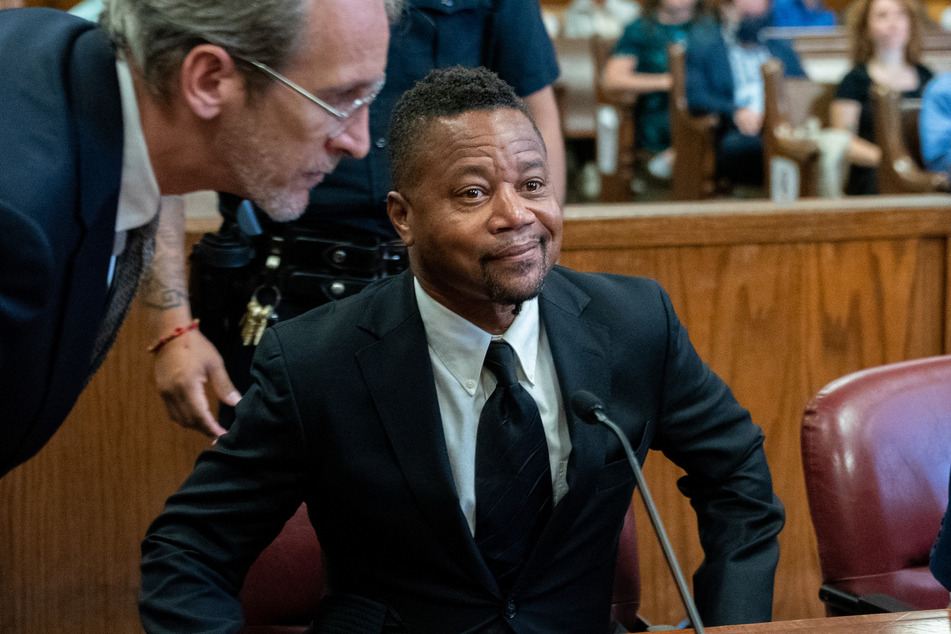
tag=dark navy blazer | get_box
[0,9,123,476]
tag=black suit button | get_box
[504,600,517,619]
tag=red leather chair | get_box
[239,501,645,633]
[801,355,951,616]
[239,504,324,633]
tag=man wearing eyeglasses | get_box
[0,0,393,478]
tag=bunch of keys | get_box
[239,285,281,346]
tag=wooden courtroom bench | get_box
[553,35,599,141]
[763,26,951,84]
[4,195,951,631]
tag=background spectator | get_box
[830,0,932,195]
[771,0,836,28]
[920,72,951,175]
[601,0,717,179]
[685,0,806,187]
[563,0,643,38]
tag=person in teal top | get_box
[602,0,717,178]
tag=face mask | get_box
[735,12,772,43]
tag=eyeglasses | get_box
[232,53,385,138]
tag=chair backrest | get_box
[590,34,617,106]
[589,34,640,203]
[667,42,719,200]
[801,355,951,615]
[239,504,324,632]
[761,58,821,198]
[553,35,599,141]
[239,501,642,633]
[872,85,950,194]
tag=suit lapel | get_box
[356,274,494,588]
[355,270,622,592]
[519,269,616,577]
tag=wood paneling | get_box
[2,197,951,631]
[23,0,76,9]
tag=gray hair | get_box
[98,0,405,102]
[98,0,307,101]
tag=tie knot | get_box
[484,340,519,387]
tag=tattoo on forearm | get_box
[140,272,188,310]
[142,199,190,312]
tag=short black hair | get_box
[387,65,541,191]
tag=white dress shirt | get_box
[110,60,182,283]
[414,279,572,535]
[726,38,770,115]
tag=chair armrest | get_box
[819,584,918,616]
[770,125,820,164]
[766,124,821,197]
[679,112,718,137]
[883,157,951,193]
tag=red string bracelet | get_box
[147,319,200,354]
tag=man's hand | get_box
[153,328,240,438]
[733,107,763,136]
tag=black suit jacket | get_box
[141,268,784,633]
[0,9,123,476]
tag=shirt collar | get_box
[115,59,161,233]
[414,278,541,396]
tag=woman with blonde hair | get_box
[830,0,933,194]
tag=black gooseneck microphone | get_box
[570,390,705,634]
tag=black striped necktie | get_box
[474,340,552,592]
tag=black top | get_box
[835,62,933,195]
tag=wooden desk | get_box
[688,610,951,633]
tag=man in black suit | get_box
[0,0,391,477]
[140,66,784,633]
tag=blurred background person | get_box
[601,0,717,180]
[563,0,643,38]
[830,0,932,195]
[920,72,951,176]
[685,0,806,189]
[771,0,836,28]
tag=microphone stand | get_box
[575,393,705,634]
